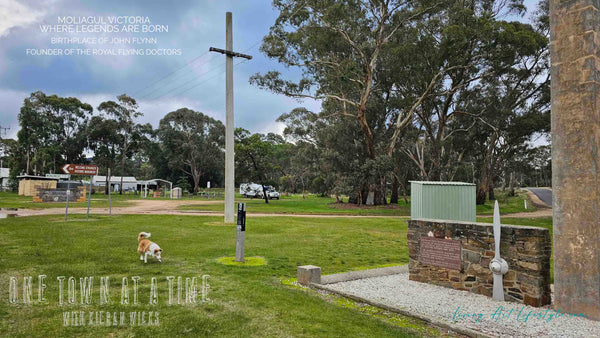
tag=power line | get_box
[138,57,227,100]
[135,52,224,99]
[156,59,251,101]
[121,50,212,97]
[141,60,228,100]
[142,41,260,101]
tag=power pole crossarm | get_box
[209,47,252,60]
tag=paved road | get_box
[528,188,552,206]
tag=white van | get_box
[239,183,263,198]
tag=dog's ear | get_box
[154,248,161,254]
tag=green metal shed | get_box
[410,181,476,222]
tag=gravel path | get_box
[323,273,600,337]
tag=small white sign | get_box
[207,181,211,189]
[46,173,70,179]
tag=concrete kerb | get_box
[320,265,408,284]
[311,283,490,338]
[525,189,551,209]
[301,265,490,338]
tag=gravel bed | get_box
[323,273,600,337]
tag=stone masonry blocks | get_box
[408,219,551,307]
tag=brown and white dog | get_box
[138,232,162,263]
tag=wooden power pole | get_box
[210,12,252,223]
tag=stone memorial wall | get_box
[33,187,87,203]
[408,219,551,307]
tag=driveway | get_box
[527,188,552,207]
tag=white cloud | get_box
[0,0,44,38]
[78,93,225,129]
[0,88,30,139]
[257,121,286,135]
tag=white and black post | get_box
[235,202,246,262]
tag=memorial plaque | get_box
[419,237,462,270]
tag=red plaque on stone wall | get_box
[419,237,462,270]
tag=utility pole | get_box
[0,125,9,169]
[209,12,252,223]
[0,125,9,138]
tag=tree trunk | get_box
[120,156,125,195]
[376,176,387,205]
[508,172,515,197]
[350,180,387,205]
[390,175,399,204]
[105,173,110,195]
[262,184,269,204]
[400,180,409,204]
[476,167,489,205]
[476,184,487,205]
[488,184,495,201]
[192,173,200,195]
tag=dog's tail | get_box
[138,232,151,241]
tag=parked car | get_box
[268,190,280,200]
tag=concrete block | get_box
[297,265,321,285]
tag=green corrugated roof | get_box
[409,181,475,186]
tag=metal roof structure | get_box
[17,175,59,180]
[409,181,475,186]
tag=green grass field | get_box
[0,214,440,337]
[475,189,537,215]
[0,191,134,209]
[0,188,226,209]
[0,187,551,336]
[179,195,412,216]
[178,189,536,216]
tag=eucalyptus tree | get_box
[252,0,442,204]
[457,2,550,204]
[252,0,535,204]
[158,108,225,194]
[17,91,92,174]
[235,129,290,203]
[97,94,150,194]
[86,116,121,194]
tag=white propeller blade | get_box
[493,274,504,301]
[490,200,508,301]
[493,200,501,260]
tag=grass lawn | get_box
[0,214,440,337]
[0,191,135,209]
[179,194,413,216]
[179,189,536,217]
[475,189,537,215]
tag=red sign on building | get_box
[61,164,98,176]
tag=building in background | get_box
[0,168,11,191]
[91,175,139,192]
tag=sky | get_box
[0,0,541,141]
